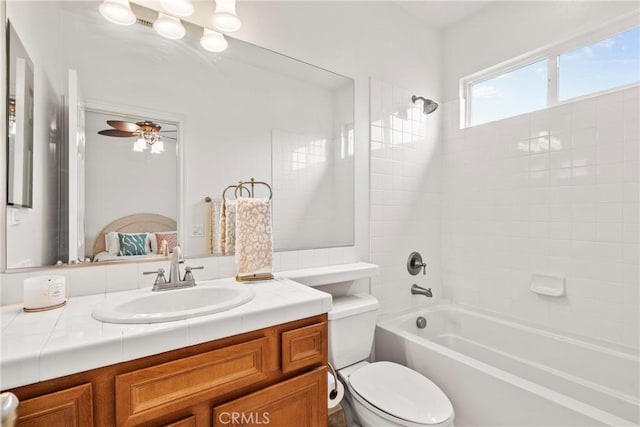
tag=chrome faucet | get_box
[168,246,184,284]
[411,284,432,298]
[143,246,204,291]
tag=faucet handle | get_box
[143,268,167,285]
[407,252,427,275]
[182,266,204,282]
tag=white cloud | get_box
[472,85,501,98]
[595,38,616,49]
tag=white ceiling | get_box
[391,1,494,30]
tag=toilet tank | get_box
[328,294,380,370]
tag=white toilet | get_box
[328,294,454,427]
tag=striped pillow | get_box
[118,233,148,256]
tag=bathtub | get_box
[376,305,639,427]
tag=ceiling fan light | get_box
[99,0,136,26]
[160,0,194,17]
[151,140,165,154]
[200,28,228,53]
[133,137,147,152]
[212,0,241,32]
[153,12,186,40]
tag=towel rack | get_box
[223,183,251,201]
[234,178,273,200]
[205,178,272,203]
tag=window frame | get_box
[461,13,640,128]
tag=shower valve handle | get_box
[407,252,427,275]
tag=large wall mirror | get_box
[4,1,354,270]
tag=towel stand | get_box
[205,178,272,203]
[234,178,273,200]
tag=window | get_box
[559,26,640,101]
[469,59,548,127]
[463,17,639,128]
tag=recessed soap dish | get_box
[530,274,566,297]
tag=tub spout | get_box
[411,284,432,298]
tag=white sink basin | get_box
[92,283,255,324]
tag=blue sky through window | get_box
[470,59,548,126]
[468,26,640,127]
[559,27,640,101]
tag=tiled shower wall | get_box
[442,87,639,349]
[369,78,442,316]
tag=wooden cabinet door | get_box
[17,383,93,427]
[281,322,327,374]
[213,367,327,427]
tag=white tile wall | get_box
[0,246,357,306]
[369,78,443,315]
[442,86,640,350]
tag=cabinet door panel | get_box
[17,383,93,427]
[117,337,271,426]
[281,322,327,373]
[213,367,327,427]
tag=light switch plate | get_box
[191,224,204,237]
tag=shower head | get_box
[411,95,438,114]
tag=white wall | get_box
[370,78,442,316]
[441,1,639,349]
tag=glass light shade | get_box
[160,0,194,17]
[133,138,147,152]
[153,13,186,40]
[212,0,241,32]
[99,0,136,26]
[200,29,228,53]
[151,140,165,154]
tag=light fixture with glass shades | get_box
[97,0,239,53]
[200,28,228,53]
[212,0,242,33]
[133,137,147,153]
[153,12,186,39]
[150,140,165,154]
[99,0,136,26]
[160,0,194,17]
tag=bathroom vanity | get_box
[1,277,332,426]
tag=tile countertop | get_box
[0,277,332,390]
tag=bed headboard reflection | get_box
[92,213,177,257]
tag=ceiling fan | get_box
[98,120,176,153]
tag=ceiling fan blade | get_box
[107,120,139,132]
[98,129,137,138]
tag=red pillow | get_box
[155,231,178,253]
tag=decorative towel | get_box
[208,198,222,254]
[222,200,237,255]
[234,197,273,281]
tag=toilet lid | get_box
[349,361,453,425]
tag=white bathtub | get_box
[376,305,639,427]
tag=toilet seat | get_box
[347,361,454,426]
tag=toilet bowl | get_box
[329,294,454,427]
[338,361,454,427]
